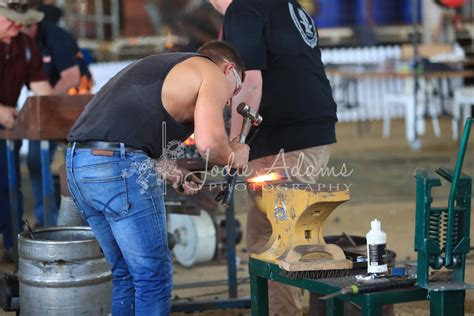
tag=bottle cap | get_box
[371,219,381,230]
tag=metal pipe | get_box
[173,277,249,290]
[445,118,472,267]
[68,14,115,23]
[411,0,421,150]
[171,297,251,313]
[78,2,86,39]
[40,140,56,226]
[225,200,238,298]
[95,0,104,40]
[6,140,19,261]
[111,0,120,39]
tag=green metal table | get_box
[249,257,429,316]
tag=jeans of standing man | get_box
[27,140,58,226]
[66,144,172,315]
[0,139,24,249]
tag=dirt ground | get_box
[2,117,474,315]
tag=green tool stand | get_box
[414,118,474,315]
[249,118,474,316]
[248,258,427,316]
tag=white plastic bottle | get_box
[366,219,388,275]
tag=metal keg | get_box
[18,227,112,315]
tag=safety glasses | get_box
[230,67,242,96]
[223,58,242,96]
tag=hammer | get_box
[220,102,263,207]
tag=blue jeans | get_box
[27,140,58,226]
[0,139,23,249]
[66,144,172,316]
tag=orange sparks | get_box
[183,134,195,145]
[246,173,285,184]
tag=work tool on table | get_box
[414,117,474,314]
[250,183,353,279]
[249,257,428,316]
[219,102,262,207]
[320,277,417,300]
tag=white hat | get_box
[0,0,44,25]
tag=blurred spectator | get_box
[22,11,92,227]
[0,0,53,261]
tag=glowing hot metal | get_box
[246,173,285,184]
[204,173,286,187]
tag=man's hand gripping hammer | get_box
[220,103,263,207]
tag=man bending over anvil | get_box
[66,40,249,315]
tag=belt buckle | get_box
[91,148,114,156]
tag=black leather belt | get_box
[70,141,143,153]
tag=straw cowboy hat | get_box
[0,0,44,25]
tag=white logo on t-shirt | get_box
[288,2,318,48]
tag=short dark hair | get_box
[197,40,245,81]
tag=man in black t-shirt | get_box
[23,21,82,92]
[209,1,338,314]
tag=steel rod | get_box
[40,141,55,226]
[225,198,238,298]
[445,118,472,267]
[173,277,249,290]
[412,0,421,149]
[6,140,19,261]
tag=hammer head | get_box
[236,103,263,126]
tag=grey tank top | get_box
[68,53,199,158]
